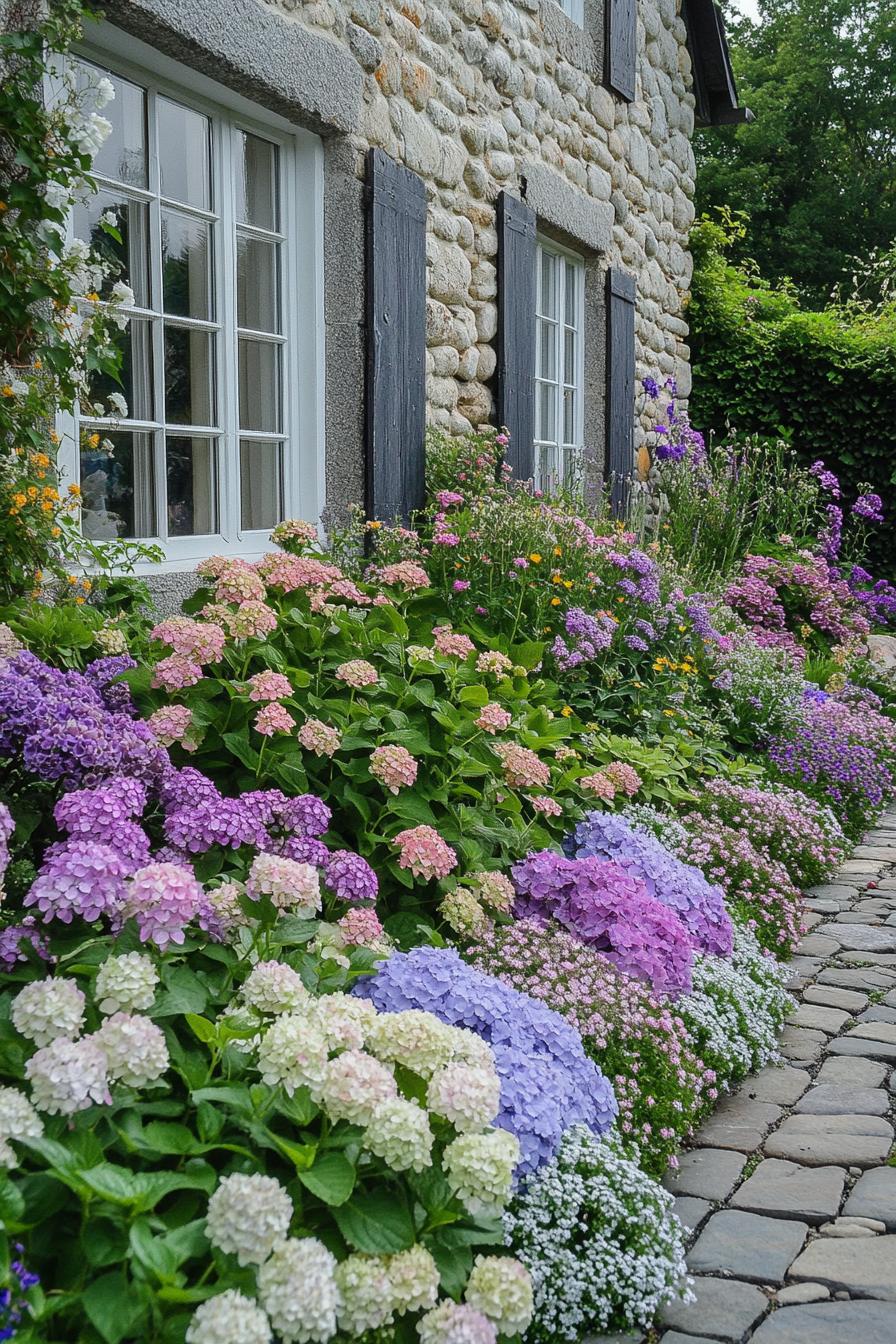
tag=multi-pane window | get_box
[534,240,585,493]
[67,56,306,553]
[555,0,585,24]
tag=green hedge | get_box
[688,218,896,575]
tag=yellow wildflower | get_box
[529,553,542,564]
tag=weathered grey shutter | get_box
[496,190,536,482]
[606,0,637,102]
[605,268,636,516]
[365,148,427,522]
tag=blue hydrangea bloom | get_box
[569,810,733,957]
[354,945,617,1174]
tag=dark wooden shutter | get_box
[365,148,427,522]
[496,191,536,482]
[605,268,636,516]
[606,0,637,102]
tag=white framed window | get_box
[58,29,324,567]
[534,238,585,494]
[554,0,585,25]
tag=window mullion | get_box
[218,119,239,545]
[146,86,168,542]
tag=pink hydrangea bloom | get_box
[151,654,203,692]
[377,562,431,591]
[580,771,617,801]
[493,742,550,790]
[338,907,386,947]
[298,718,342,757]
[247,670,293,703]
[604,761,642,797]
[246,852,321,916]
[271,518,319,548]
[148,704,196,749]
[336,659,379,689]
[124,863,205,949]
[256,552,342,593]
[475,703,511,734]
[475,651,513,676]
[531,795,562,817]
[229,601,278,640]
[394,826,458,882]
[433,626,475,658]
[151,616,226,664]
[214,561,266,605]
[369,744,418,794]
[254,703,296,736]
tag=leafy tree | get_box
[694,0,896,302]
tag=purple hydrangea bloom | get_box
[0,801,13,877]
[54,783,152,866]
[25,841,132,924]
[324,849,379,904]
[568,811,733,957]
[278,836,331,867]
[164,797,264,853]
[0,917,49,972]
[354,945,617,1173]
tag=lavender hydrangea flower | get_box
[325,850,379,904]
[25,842,132,924]
[354,946,617,1174]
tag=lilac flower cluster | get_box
[725,554,870,656]
[568,812,733,957]
[848,566,896,627]
[354,945,617,1173]
[0,651,166,788]
[642,377,706,465]
[511,850,694,998]
[550,608,614,671]
[0,1244,39,1339]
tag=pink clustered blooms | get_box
[247,670,293,703]
[337,906,387,947]
[151,616,226,665]
[336,659,379,689]
[246,852,321,916]
[531,795,563,818]
[581,761,642,801]
[271,518,319,548]
[394,825,458,882]
[254,703,296,737]
[493,742,550,791]
[433,625,475,658]
[227,601,278,640]
[475,650,514,676]
[123,862,205,950]
[476,703,512,734]
[298,718,342,757]
[369,744,419,794]
[148,704,198,751]
[436,490,465,509]
[151,654,203,692]
[375,561,431,591]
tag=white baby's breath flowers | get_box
[257,1237,340,1343]
[91,1013,169,1088]
[427,1063,501,1133]
[418,1300,498,1344]
[465,1255,534,1337]
[255,1013,329,1096]
[205,1172,293,1267]
[312,992,377,1052]
[25,1037,110,1115]
[12,977,85,1047]
[94,953,158,1015]
[185,1290,271,1344]
[320,1050,397,1126]
[385,1245,440,1315]
[241,960,309,1015]
[334,1254,394,1336]
[0,1087,44,1168]
[365,1009,455,1078]
[362,1097,434,1173]
[443,1129,520,1219]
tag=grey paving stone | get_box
[859,1005,896,1024]
[693,1101,783,1153]
[730,1159,846,1223]
[659,1276,768,1340]
[736,1066,810,1107]
[687,1210,808,1285]
[789,1234,896,1299]
[672,1196,712,1235]
[818,968,896,991]
[775,1283,830,1304]
[750,1301,896,1344]
[836,911,882,923]
[839,860,884,874]
[764,1113,893,1168]
[842,1168,896,1230]
[884,989,896,1007]
[658,1333,712,1344]
[797,934,843,956]
[826,1034,896,1064]
[851,1021,896,1044]
[788,1004,852,1034]
[664,1148,747,1202]
[815,924,896,952]
[794,1085,890,1116]
[853,846,896,861]
[815,1055,888,1087]
[838,950,896,967]
[779,1027,827,1064]
[808,885,865,900]
[804,986,868,1012]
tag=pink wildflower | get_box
[435,490,464,509]
[369,744,419,794]
[394,826,458,881]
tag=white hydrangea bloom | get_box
[0,1087,43,1167]
[334,1254,394,1336]
[427,1063,500,1133]
[311,993,377,1052]
[443,1129,519,1218]
[255,1013,329,1097]
[205,1172,293,1267]
[320,1050,397,1126]
[241,960,309,1015]
[503,1126,692,1341]
[417,1300,498,1344]
[185,1290,271,1344]
[362,1097,434,1173]
[91,1013,169,1088]
[465,1255,534,1336]
[386,1245,439,1315]
[94,953,158,1016]
[257,1238,340,1343]
[364,1009,456,1079]
[25,1037,110,1115]
[443,1026,496,1073]
[12,978,85,1047]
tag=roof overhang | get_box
[683,0,754,127]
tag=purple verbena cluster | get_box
[550,607,615,671]
[353,944,618,1173]
[511,849,695,998]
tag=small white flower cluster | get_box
[680,925,794,1081]
[0,1086,44,1169]
[504,1125,691,1342]
[11,966,168,1121]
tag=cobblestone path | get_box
[656,807,896,1344]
